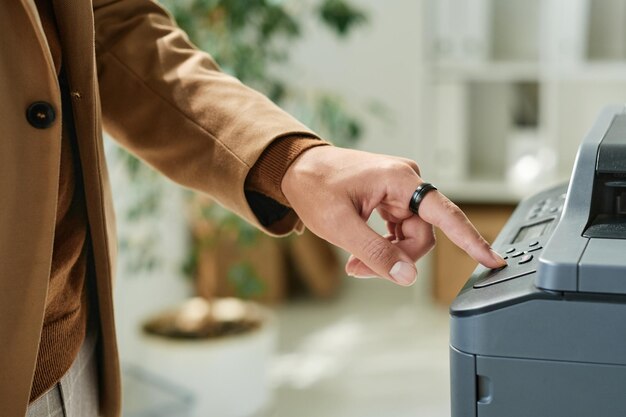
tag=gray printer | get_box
[450,105,626,417]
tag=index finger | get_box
[416,190,506,268]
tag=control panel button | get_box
[511,251,525,258]
[549,207,558,213]
[518,254,533,264]
[505,247,516,254]
[528,241,539,247]
[528,246,542,253]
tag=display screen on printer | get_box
[512,219,553,243]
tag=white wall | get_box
[282,0,426,162]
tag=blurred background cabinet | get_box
[421,0,626,304]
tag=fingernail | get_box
[353,274,377,279]
[389,261,417,285]
[490,249,507,265]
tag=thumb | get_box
[341,212,417,286]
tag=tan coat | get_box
[1,1,313,415]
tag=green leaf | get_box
[318,0,367,36]
[227,262,267,298]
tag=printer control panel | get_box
[473,190,566,289]
[453,106,626,315]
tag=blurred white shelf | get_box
[554,62,626,82]
[435,178,530,204]
[432,61,540,82]
[435,176,569,205]
[432,61,626,83]
[422,0,626,206]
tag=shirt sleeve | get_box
[244,136,330,229]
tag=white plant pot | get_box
[135,305,277,417]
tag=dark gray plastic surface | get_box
[579,239,626,294]
[584,215,626,238]
[450,347,476,417]
[597,113,626,174]
[475,356,626,417]
[450,296,626,417]
[451,298,626,365]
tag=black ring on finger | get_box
[409,182,437,216]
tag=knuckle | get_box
[397,164,421,188]
[407,160,421,176]
[380,160,403,176]
[361,237,394,267]
[381,159,415,177]
[401,158,421,176]
[442,198,462,217]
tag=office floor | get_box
[266,275,451,417]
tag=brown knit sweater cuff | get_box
[246,136,330,207]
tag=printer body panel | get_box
[475,356,626,417]
[451,297,626,365]
[533,106,622,291]
[579,239,626,294]
[450,347,476,417]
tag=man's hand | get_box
[281,146,507,286]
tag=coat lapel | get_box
[19,0,58,79]
[52,2,122,416]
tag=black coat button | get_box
[26,101,56,129]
